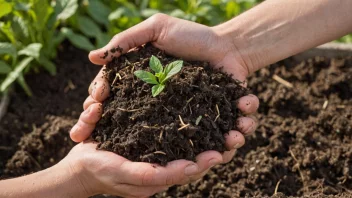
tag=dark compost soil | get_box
[0,43,98,177]
[0,43,351,198]
[92,44,249,165]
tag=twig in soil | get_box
[154,151,166,155]
[111,73,122,86]
[189,139,194,147]
[289,150,306,191]
[214,104,220,122]
[142,125,160,129]
[272,74,293,88]
[159,130,164,143]
[178,115,190,131]
[322,100,329,110]
[117,107,142,112]
[64,80,76,93]
[0,146,11,151]
[336,105,346,109]
[26,151,42,169]
[274,179,282,195]
[183,97,194,112]
[162,105,170,112]
[195,116,202,125]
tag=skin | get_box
[1,0,352,197]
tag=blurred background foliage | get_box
[0,0,351,95]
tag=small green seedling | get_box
[134,55,183,97]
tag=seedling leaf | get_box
[162,60,183,83]
[134,70,159,84]
[152,84,165,97]
[149,55,163,73]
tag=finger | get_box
[222,149,237,164]
[237,94,259,115]
[89,68,110,102]
[83,96,98,110]
[179,151,222,185]
[236,116,258,136]
[224,130,245,150]
[70,103,102,142]
[88,14,168,65]
[119,159,206,186]
[112,184,169,198]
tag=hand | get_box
[60,141,225,198]
[70,13,259,188]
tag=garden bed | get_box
[0,43,351,198]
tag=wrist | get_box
[211,25,252,80]
[59,156,97,197]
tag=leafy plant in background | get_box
[0,0,80,96]
[134,55,183,97]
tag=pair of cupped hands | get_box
[64,14,259,198]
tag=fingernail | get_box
[184,164,199,176]
[208,158,221,167]
[234,143,242,149]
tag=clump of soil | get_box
[92,44,249,165]
[4,116,75,177]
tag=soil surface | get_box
[0,43,98,177]
[92,44,249,165]
[0,44,351,198]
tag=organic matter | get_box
[92,44,249,165]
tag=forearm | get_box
[215,0,352,73]
[0,162,89,198]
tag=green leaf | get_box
[17,73,32,96]
[11,16,29,40]
[162,60,183,83]
[18,43,42,59]
[87,0,110,26]
[134,70,159,85]
[0,0,12,18]
[0,22,16,44]
[55,0,78,20]
[141,9,160,18]
[39,56,56,75]
[1,57,33,92]
[14,2,31,11]
[0,60,11,74]
[77,16,101,37]
[108,7,125,21]
[96,32,110,48]
[0,42,17,59]
[32,0,53,30]
[61,28,95,51]
[152,84,165,97]
[149,55,163,73]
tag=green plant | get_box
[134,55,183,97]
[0,0,82,95]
